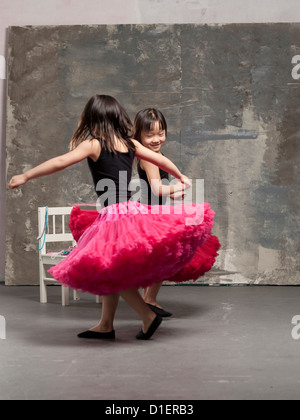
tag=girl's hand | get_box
[170,190,186,201]
[179,175,192,189]
[8,174,28,189]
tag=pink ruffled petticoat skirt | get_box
[49,201,220,296]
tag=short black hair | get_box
[133,108,167,143]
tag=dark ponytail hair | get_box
[70,95,135,154]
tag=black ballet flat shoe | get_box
[147,303,173,318]
[136,316,163,340]
[78,330,115,340]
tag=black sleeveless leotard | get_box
[87,138,135,208]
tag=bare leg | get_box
[143,282,163,308]
[119,287,158,334]
[90,293,119,333]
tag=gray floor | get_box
[1,284,300,400]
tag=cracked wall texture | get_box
[6,24,300,285]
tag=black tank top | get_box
[137,159,169,206]
[88,138,135,208]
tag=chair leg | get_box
[73,290,80,301]
[96,296,103,304]
[62,286,70,306]
[40,278,48,304]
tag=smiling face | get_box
[133,108,168,153]
[140,121,166,153]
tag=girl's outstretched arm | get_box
[132,140,191,187]
[8,140,100,189]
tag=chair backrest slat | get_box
[38,207,75,251]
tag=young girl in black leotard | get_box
[8,96,217,340]
[133,108,220,318]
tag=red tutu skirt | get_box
[49,201,220,296]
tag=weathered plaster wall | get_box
[2,1,300,284]
[6,24,300,285]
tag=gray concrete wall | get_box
[2,1,300,285]
[5,23,300,285]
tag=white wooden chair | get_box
[38,206,102,306]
